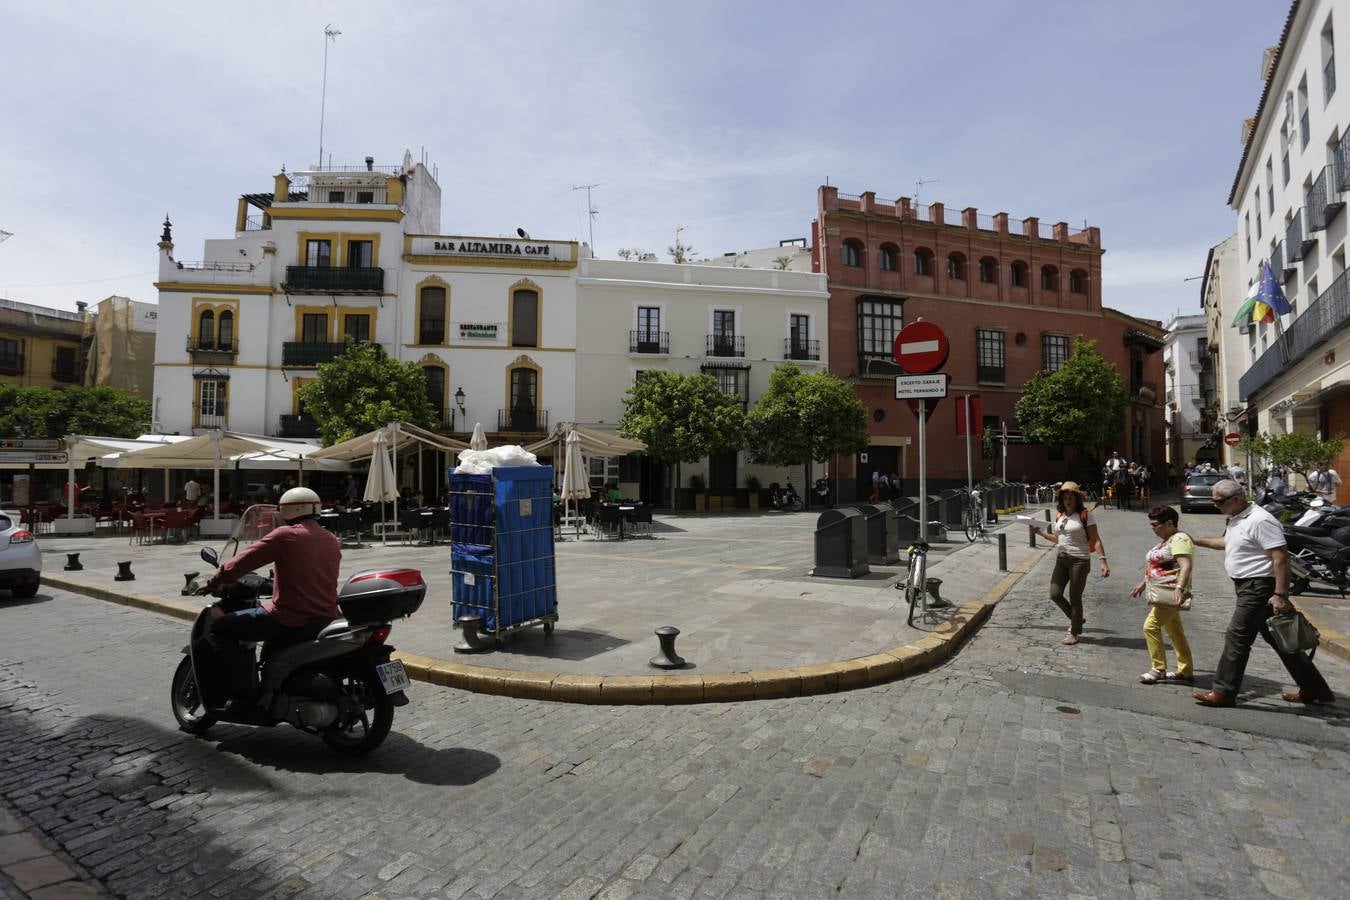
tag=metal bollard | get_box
[649,625,687,669]
[998,532,1007,571]
[114,561,135,582]
[1044,508,1052,523]
[453,615,492,654]
[925,577,950,608]
[1029,524,1037,548]
[64,553,83,571]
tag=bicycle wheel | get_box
[963,506,979,542]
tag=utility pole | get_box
[573,183,601,250]
[318,24,341,169]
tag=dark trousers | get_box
[1213,576,1332,697]
[207,606,292,699]
[1048,554,1089,635]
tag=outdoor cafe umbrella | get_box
[560,428,590,539]
[469,422,488,452]
[364,428,398,545]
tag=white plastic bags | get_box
[454,445,540,474]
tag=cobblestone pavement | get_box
[0,503,1347,899]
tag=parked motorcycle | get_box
[768,483,804,512]
[171,507,425,756]
[812,478,834,507]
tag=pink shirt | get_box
[218,518,341,627]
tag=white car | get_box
[0,510,41,598]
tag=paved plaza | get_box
[0,501,1347,898]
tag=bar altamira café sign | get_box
[410,236,575,262]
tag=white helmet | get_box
[278,486,321,521]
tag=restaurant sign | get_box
[410,236,575,263]
[458,322,500,340]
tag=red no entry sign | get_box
[893,321,949,374]
[1224,432,1242,446]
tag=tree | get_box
[744,365,868,485]
[298,342,437,445]
[668,236,696,264]
[617,247,657,261]
[617,370,746,507]
[772,255,794,270]
[1014,338,1127,482]
[1242,431,1345,488]
[0,385,150,438]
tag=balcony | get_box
[282,265,385,293]
[0,353,24,376]
[432,408,457,432]
[1240,268,1350,401]
[1307,165,1345,232]
[197,406,227,430]
[784,338,820,361]
[706,335,745,358]
[1130,380,1157,403]
[186,334,238,364]
[282,341,352,367]
[629,330,670,354]
[498,408,549,433]
[278,414,318,438]
[1286,211,1313,263]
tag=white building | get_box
[1230,0,1350,494]
[575,257,829,498]
[1200,234,1247,465]
[152,156,578,445]
[1163,314,1212,468]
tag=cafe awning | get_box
[304,422,468,463]
[523,423,646,458]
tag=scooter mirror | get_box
[200,547,219,567]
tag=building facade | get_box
[0,299,86,388]
[1200,234,1247,465]
[1230,0,1350,497]
[81,295,157,399]
[574,257,829,498]
[1163,314,1214,469]
[811,185,1165,501]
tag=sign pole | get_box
[918,402,928,544]
[963,396,973,497]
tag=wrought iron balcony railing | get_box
[706,335,745,357]
[1240,268,1350,401]
[282,341,353,367]
[278,414,318,438]
[629,330,670,354]
[1307,164,1345,232]
[196,406,227,430]
[282,265,385,293]
[498,408,549,432]
[1271,240,1285,278]
[1286,211,1312,263]
[432,408,457,432]
[186,335,238,362]
[784,338,820,361]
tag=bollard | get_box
[64,553,83,571]
[649,625,687,669]
[453,615,492,654]
[1044,508,1052,523]
[114,561,135,582]
[998,532,1007,571]
[925,577,950,609]
[1029,523,1037,548]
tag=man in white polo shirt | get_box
[1190,479,1334,707]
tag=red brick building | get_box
[811,185,1165,502]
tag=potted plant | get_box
[744,474,760,510]
[689,473,706,512]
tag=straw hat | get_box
[1057,480,1087,500]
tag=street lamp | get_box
[454,387,466,417]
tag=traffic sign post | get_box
[894,321,951,545]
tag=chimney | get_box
[75,301,88,313]
[365,156,374,171]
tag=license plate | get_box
[376,660,410,693]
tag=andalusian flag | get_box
[1231,279,1260,327]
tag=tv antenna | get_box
[0,231,12,245]
[573,183,601,250]
[915,177,939,205]
[317,24,341,169]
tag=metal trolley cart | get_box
[449,465,558,642]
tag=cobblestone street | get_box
[1,504,1347,898]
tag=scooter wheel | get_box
[321,669,394,757]
[170,656,217,735]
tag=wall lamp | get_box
[454,387,466,417]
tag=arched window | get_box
[423,364,447,424]
[947,252,967,280]
[511,286,540,347]
[979,256,998,284]
[509,366,539,431]
[217,310,234,350]
[841,239,863,267]
[1010,261,1029,288]
[418,285,446,345]
[1041,265,1059,290]
[198,309,215,348]
[913,247,935,277]
[1069,269,1087,294]
[878,243,898,272]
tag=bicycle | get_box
[962,487,987,542]
[899,541,951,625]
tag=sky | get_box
[0,0,1293,327]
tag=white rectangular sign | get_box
[0,439,63,450]
[0,451,69,464]
[409,236,575,263]
[894,375,948,399]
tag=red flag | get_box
[956,394,982,437]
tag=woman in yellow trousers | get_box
[1129,505,1195,684]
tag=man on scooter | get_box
[205,486,342,706]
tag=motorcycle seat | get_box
[260,619,330,658]
[317,618,355,640]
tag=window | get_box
[305,239,331,267]
[1299,77,1310,149]
[1245,214,1251,259]
[1266,157,1275,213]
[1256,192,1263,238]
[511,288,539,347]
[1325,21,1337,102]
[347,240,373,268]
[788,313,811,358]
[198,380,227,425]
[979,257,998,284]
[1069,269,1087,294]
[0,338,21,374]
[841,239,863,267]
[947,252,966,280]
[328,191,344,203]
[637,306,661,340]
[878,243,897,272]
[356,191,374,204]
[509,367,538,429]
[343,313,371,343]
[1042,334,1069,372]
[1283,147,1291,185]
[701,365,749,409]
[980,415,1000,458]
[976,329,1005,381]
[1010,261,1029,287]
[913,248,935,276]
[857,298,903,357]
[198,309,215,348]
[1040,265,1058,290]
[217,310,234,350]
[423,365,446,421]
[419,286,446,344]
[301,313,328,343]
[53,346,77,378]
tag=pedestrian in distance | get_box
[877,471,890,500]
[1308,462,1341,502]
[1029,481,1111,645]
[1190,479,1335,707]
[1129,505,1195,685]
[889,472,902,502]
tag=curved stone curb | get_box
[43,547,1051,706]
[1290,597,1350,665]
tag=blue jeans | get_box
[207,606,292,699]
